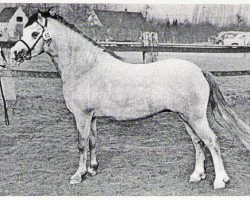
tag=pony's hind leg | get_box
[184,124,206,182]
[70,110,94,184]
[87,116,99,176]
[188,115,229,189]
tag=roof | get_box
[89,9,147,41]
[0,7,18,22]
[0,7,29,23]
[94,9,144,17]
[94,9,146,28]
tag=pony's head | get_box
[10,8,57,63]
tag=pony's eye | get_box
[31,32,40,39]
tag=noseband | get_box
[17,18,50,61]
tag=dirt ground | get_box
[0,53,249,195]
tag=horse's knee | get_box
[192,137,202,145]
[78,136,88,150]
[202,135,218,147]
[197,139,205,148]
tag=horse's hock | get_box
[142,32,159,63]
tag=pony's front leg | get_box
[70,110,94,184]
[87,116,99,176]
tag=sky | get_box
[0,1,250,22]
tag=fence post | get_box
[142,51,146,64]
[142,32,158,63]
[0,48,16,103]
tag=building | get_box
[91,9,147,41]
[0,6,28,41]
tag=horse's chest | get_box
[62,82,94,112]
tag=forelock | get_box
[25,12,50,28]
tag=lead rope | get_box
[0,78,9,126]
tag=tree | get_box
[172,19,178,27]
[166,19,170,27]
[184,19,191,26]
[142,5,152,21]
[236,14,244,25]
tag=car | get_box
[209,31,245,45]
[223,33,250,46]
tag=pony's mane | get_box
[25,11,123,61]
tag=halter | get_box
[17,18,51,61]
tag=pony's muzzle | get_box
[10,42,30,63]
[10,45,21,61]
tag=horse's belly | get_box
[94,86,172,120]
[95,107,163,120]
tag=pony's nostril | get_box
[14,50,17,55]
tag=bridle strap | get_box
[37,18,47,28]
[30,34,43,52]
[19,39,31,53]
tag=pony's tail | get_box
[202,70,250,150]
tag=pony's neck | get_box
[46,18,105,83]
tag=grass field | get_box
[0,53,249,195]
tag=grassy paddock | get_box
[0,53,249,195]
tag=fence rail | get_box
[100,42,250,53]
[0,41,15,48]
[0,70,60,79]
[0,41,250,78]
[3,41,250,53]
[0,69,248,79]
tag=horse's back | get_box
[108,57,203,78]
[104,58,207,90]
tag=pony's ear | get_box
[37,12,44,22]
[37,11,46,25]
[48,7,57,16]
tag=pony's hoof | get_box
[70,177,81,184]
[223,175,230,183]
[70,173,85,184]
[214,181,226,189]
[213,174,230,189]
[87,166,98,177]
[189,172,206,182]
